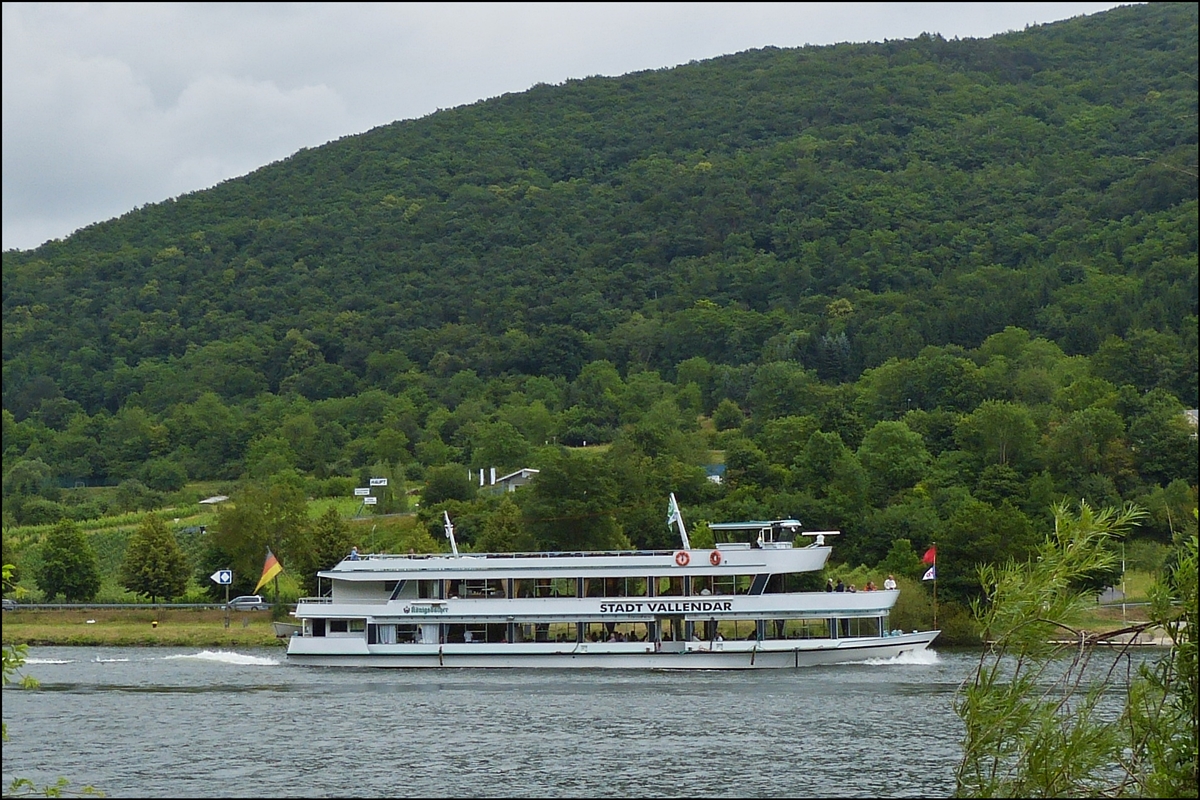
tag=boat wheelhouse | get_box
[285,499,938,669]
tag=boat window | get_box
[538,578,574,598]
[711,574,754,595]
[418,580,438,599]
[461,579,506,598]
[451,623,496,643]
[656,576,684,596]
[388,581,407,600]
[522,622,579,642]
[610,576,646,597]
[514,579,535,598]
[329,620,348,633]
[369,624,398,644]
[349,620,365,633]
[587,577,648,597]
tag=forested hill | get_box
[1,4,1196,584]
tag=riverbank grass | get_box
[1,608,283,648]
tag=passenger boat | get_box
[285,496,939,669]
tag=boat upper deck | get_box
[319,542,832,582]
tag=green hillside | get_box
[2,4,1196,609]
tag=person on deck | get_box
[826,578,834,592]
[884,574,897,591]
[835,578,845,593]
[348,547,360,561]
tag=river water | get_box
[1,646,987,797]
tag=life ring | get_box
[709,550,722,566]
[675,551,690,567]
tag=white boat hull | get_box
[285,630,939,669]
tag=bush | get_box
[15,498,68,526]
[1125,538,1172,574]
[935,601,982,646]
[308,475,356,498]
[140,458,188,492]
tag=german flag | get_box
[254,548,283,593]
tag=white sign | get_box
[369,478,388,486]
[210,569,232,585]
[363,496,378,505]
[354,487,371,496]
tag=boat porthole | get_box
[709,550,722,566]
[675,551,690,567]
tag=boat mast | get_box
[444,510,460,556]
[667,492,690,550]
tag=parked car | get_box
[2,598,16,611]
[227,595,268,611]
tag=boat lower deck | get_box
[285,630,939,669]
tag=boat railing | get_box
[298,596,333,604]
[353,548,692,561]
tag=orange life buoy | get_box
[675,550,690,567]
[710,550,722,566]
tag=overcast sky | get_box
[2,2,1127,252]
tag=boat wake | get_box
[92,656,131,663]
[163,649,280,666]
[860,649,940,666]
[25,658,73,665]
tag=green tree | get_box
[711,398,744,431]
[939,498,1037,604]
[474,495,538,552]
[36,519,101,602]
[139,457,188,492]
[470,420,531,473]
[954,502,1198,798]
[293,507,354,596]
[208,480,308,597]
[423,464,477,505]
[520,448,630,551]
[120,514,189,603]
[955,399,1040,468]
[857,421,932,497]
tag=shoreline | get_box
[2,608,285,648]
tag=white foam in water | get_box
[25,658,74,665]
[860,648,941,666]
[92,656,131,663]
[162,649,280,666]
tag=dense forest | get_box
[2,4,1196,607]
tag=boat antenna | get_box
[667,492,690,550]
[444,510,460,556]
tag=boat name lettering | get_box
[598,600,733,613]
[406,603,448,614]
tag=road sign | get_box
[354,487,371,496]
[363,496,378,505]
[210,569,232,585]
[370,478,388,486]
